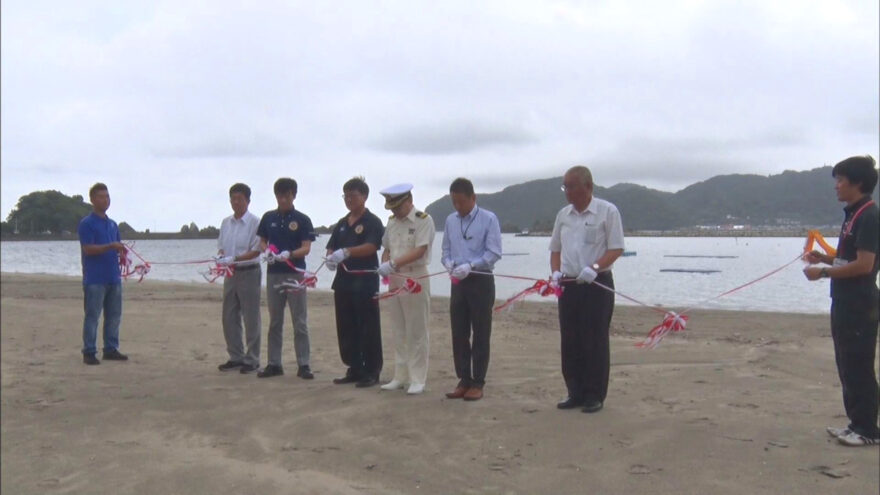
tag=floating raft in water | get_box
[663,255,738,259]
[660,269,721,274]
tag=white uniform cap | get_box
[379,183,414,197]
[380,183,414,209]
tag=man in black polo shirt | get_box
[325,177,385,388]
[257,178,316,379]
[804,155,879,447]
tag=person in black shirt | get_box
[256,178,316,380]
[325,177,386,388]
[804,155,879,447]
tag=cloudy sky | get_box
[2,0,877,231]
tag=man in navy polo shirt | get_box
[325,177,385,388]
[257,178,316,379]
[804,155,879,447]
[78,183,128,365]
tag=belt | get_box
[235,264,260,272]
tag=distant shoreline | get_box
[515,229,837,238]
[2,229,836,242]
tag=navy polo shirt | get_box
[830,195,879,302]
[257,207,316,273]
[78,212,122,285]
[326,209,385,293]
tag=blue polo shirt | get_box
[257,207,316,273]
[78,212,122,285]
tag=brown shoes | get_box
[463,387,483,401]
[445,385,468,399]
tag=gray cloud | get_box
[151,133,292,159]
[369,121,538,155]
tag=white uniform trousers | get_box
[386,267,431,386]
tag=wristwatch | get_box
[820,268,829,278]
[592,263,600,272]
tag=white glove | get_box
[576,266,597,284]
[327,248,348,264]
[442,259,454,272]
[451,263,472,280]
[276,250,291,260]
[377,261,393,277]
[263,249,276,264]
[216,255,234,265]
[551,270,563,284]
[326,260,338,271]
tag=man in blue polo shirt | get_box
[78,183,128,365]
[257,178,317,379]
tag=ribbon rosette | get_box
[376,278,422,300]
[636,312,688,349]
[493,279,563,312]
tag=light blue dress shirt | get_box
[441,205,502,271]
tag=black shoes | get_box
[83,354,100,365]
[355,376,379,388]
[582,401,604,413]
[218,360,244,371]
[333,375,359,384]
[297,366,314,379]
[239,363,259,374]
[557,397,584,409]
[102,349,128,361]
[257,364,284,378]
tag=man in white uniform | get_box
[377,183,435,395]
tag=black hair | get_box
[229,183,251,201]
[449,177,475,196]
[832,155,878,194]
[343,176,369,197]
[89,182,108,199]
[273,178,298,196]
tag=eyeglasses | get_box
[341,193,363,199]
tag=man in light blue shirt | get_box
[440,178,502,401]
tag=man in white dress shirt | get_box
[216,183,263,374]
[550,166,625,414]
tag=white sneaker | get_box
[406,383,425,395]
[837,431,880,447]
[826,426,851,438]
[380,379,404,391]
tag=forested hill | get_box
[425,167,879,232]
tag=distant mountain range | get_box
[424,166,880,232]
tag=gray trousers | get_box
[222,266,262,366]
[266,272,310,368]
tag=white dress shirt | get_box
[218,211,261,265]
[549,197,625,276]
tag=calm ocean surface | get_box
[1,235,834,314]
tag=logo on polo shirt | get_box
[289,221,298,231]
[355,224,364,234]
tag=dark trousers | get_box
[334,289,382,379]
[450,274,495,388]
[830,296,880,438]
[558,272,615,403]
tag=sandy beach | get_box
[1,272,877,494]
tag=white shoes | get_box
[406,383,425,395]
[380,379,405,391]
[826,426,851,438]
[837,430,879,446]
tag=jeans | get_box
[82,283,123,355]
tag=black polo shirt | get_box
[326,209,384,293]
[830,195,879,301]
[257,207,316,273]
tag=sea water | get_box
[1,236,832,314]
